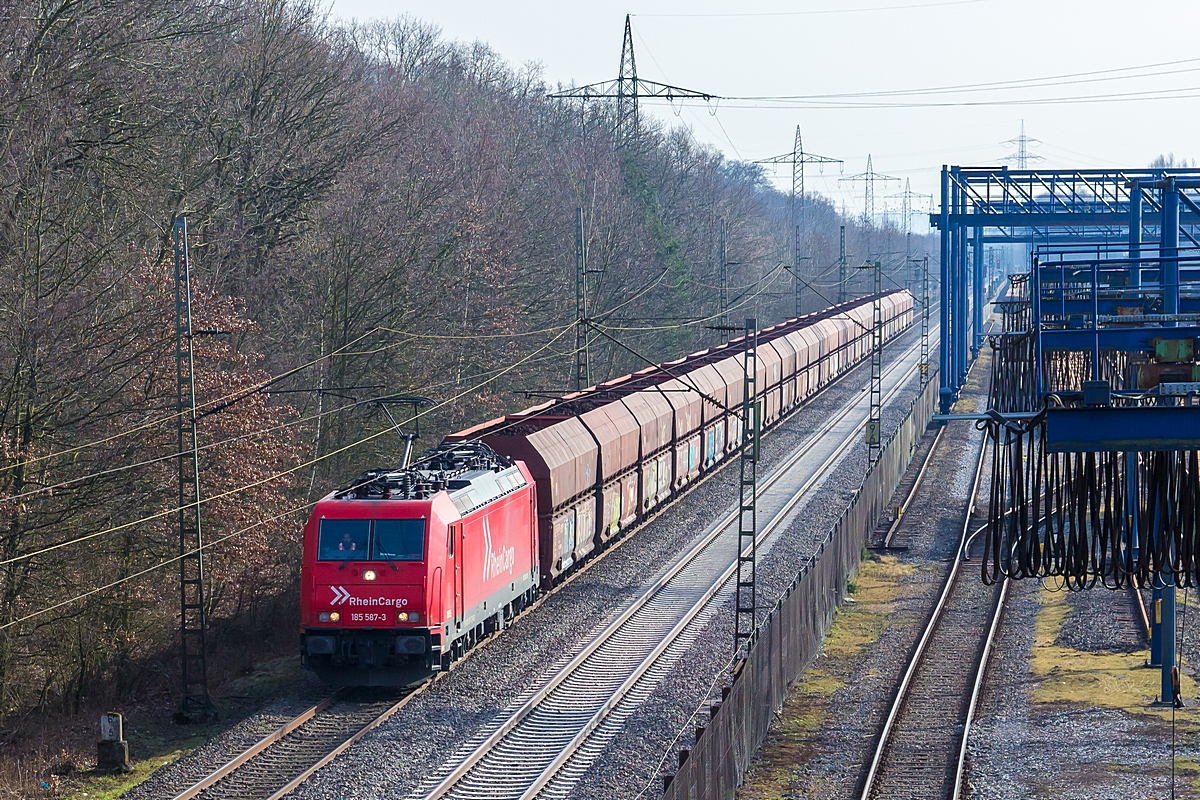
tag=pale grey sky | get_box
[329,0,1199,230]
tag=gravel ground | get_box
[1055,584,1147,654]
[733,346,990,800]
[966,577,1197,800]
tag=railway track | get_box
[871,423,944,550]
[171,687,422,800]
[411,333,935,800]
[169,327,932,800]
[858,426,1000,800]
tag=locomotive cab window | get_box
[318,519,370,560]
[373,519,426,561]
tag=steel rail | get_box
[421,333,935,800]
[170,691,345,800]
[264,687,425,800]
[858,428,991,800]
[165,321,928,800]
[881,424,945,548]
[950,576,1008,800]
[171,687,424,800]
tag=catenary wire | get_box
[0,327,390,477]
[0,322,575,479]
[0,332,585,507]
[1,322,683,630]
[0,326,575,569]
[598,261,790,331]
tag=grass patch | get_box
[738,556,915,798]
[60,749,190,800]
[1031,587,1197,722]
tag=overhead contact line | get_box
[0,325,577,507]
[0,326,575,572]
[0,322,574,481]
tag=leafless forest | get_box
[0,0,926,735]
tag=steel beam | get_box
[972,226,983,357]
[1045,406,1200,451]
[1130,183,1143,288]
[939,166,952,413]
[1040,325,1200,351]
[1163,180,1181,321]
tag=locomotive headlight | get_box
[363,569,377,581]
[410,612,419,622]
[319,612,330,622]
[329,611,341,622]
[397,612,409,622]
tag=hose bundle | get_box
[983,412,1200,589]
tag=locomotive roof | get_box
[333,441,526,511]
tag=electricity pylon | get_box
[1001,120,1043,169]
[840,155,899,259]
[755,126,841,319]
[547,15,718,149]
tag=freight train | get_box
[300,292,914,685]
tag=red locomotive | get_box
[300,442,539,686]
[300,292,914,685]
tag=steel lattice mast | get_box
[734,318,758,653]
[547,15,717,149]
[754,126,841,315]
[574,207,589,391]
[616,16,638,148]
[173,217,216,724]
[841,155,900,260]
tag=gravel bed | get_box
[1055,584,1147,654]
[284,328,929,800]
[727,358,990,800]
[122,681,326,800]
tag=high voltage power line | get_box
[610,55,1200,109]
[633,0,985,16]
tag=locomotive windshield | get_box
[372,519,425,561]
[317,518,425,561]
[317,519,369,560]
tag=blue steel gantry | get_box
[944,165,1200,708]
[932,166,1200,413]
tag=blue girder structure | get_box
[932,166,1200,412]
[943,166,1200,707]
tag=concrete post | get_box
[97,712,131,773]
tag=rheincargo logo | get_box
[329,586,408,607]
[348,596,409,607]
[482,517,516,581]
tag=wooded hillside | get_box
[0,0,925,724]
